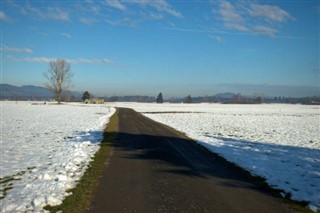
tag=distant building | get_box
[85,98,104,104]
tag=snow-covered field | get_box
[0,101,115,212]
[1,102,319,212]
[112,102,320,211]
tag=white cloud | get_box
[103,0,182,26]
[219,1,248,32]
[6,0,181,28]
[60,32,72,38]
[0,10,7,20]
[88,4,101,15]
[253,25,277,36]
[225,22,248,32]
[106,17,140,27]
[208,35,223,43]
[46,7,70,21]
[219,1,243,23]
[1,45,33,54]
[8,56,113,64]
[9,56,53,63]
[249,4,293,23]
[149,13,165,20]
[68,58,113,64]
[18,4,70,22]
[0,10,13,22]
[128,0,182,18]
[151,0,182,18]
[105,0,126,11]
[74,2,101,16]
[163,26,251,36]
[165,26,307,40]
[214,1,294,37]
[80,17,98,25]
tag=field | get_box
[0,102,115,212]
[112,102,320,211]
[1,102,319,212]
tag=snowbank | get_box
[1,101,115,212]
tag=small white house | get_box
[85,98,104,104]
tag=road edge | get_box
[44,108,119,213]
[137,110,313,213]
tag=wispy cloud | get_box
[5,0,181,27]
[86,2,102,15]
[253,25,277,36]
[208,35,223,43]
[1,45,33,54]
[148,13,165,20]
[164,26,310,40]
[128,0,182,18]
[74,2,101,16]
[17,4,70,22]
[248,4,294,23]
[80,17,98,25]
[103,0,182,25]
[60,32,72,39]
[0,10,8,21]
[46,7,70,21]
[163,26,252,36]
[214,1,294,37]
[106,17,140,27]
[219,1,248,32]
[8,56,113,64]
[68,58,112,64]
[8,56,53,63]
[105,0,127,11]
[0,10,14,22]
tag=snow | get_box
[111,102,320,211]
[0,101,115,212]
[1,101,319,211]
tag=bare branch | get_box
[43,58,73,104]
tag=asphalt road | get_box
[88,108,299,213]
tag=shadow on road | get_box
[88,108,304,213]
[104,130,280,194]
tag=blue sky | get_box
[1,0,319,97]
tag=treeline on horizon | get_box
[2,83,319,105]
[105,94,320,105]
[2,93,320,105]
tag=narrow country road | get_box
[88,108,299,213]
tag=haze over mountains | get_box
[0,84,234,100]
[1,84,319,105]
[1,84,51,98]
[0,84,82,100]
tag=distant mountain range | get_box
[1,84,236,101]
[0,84,82,100]
[1,84,318,104]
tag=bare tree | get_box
[44,59,73,104]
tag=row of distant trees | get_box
[42,59,195,104]
[43,59,319,105]
[156,92,193,103]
